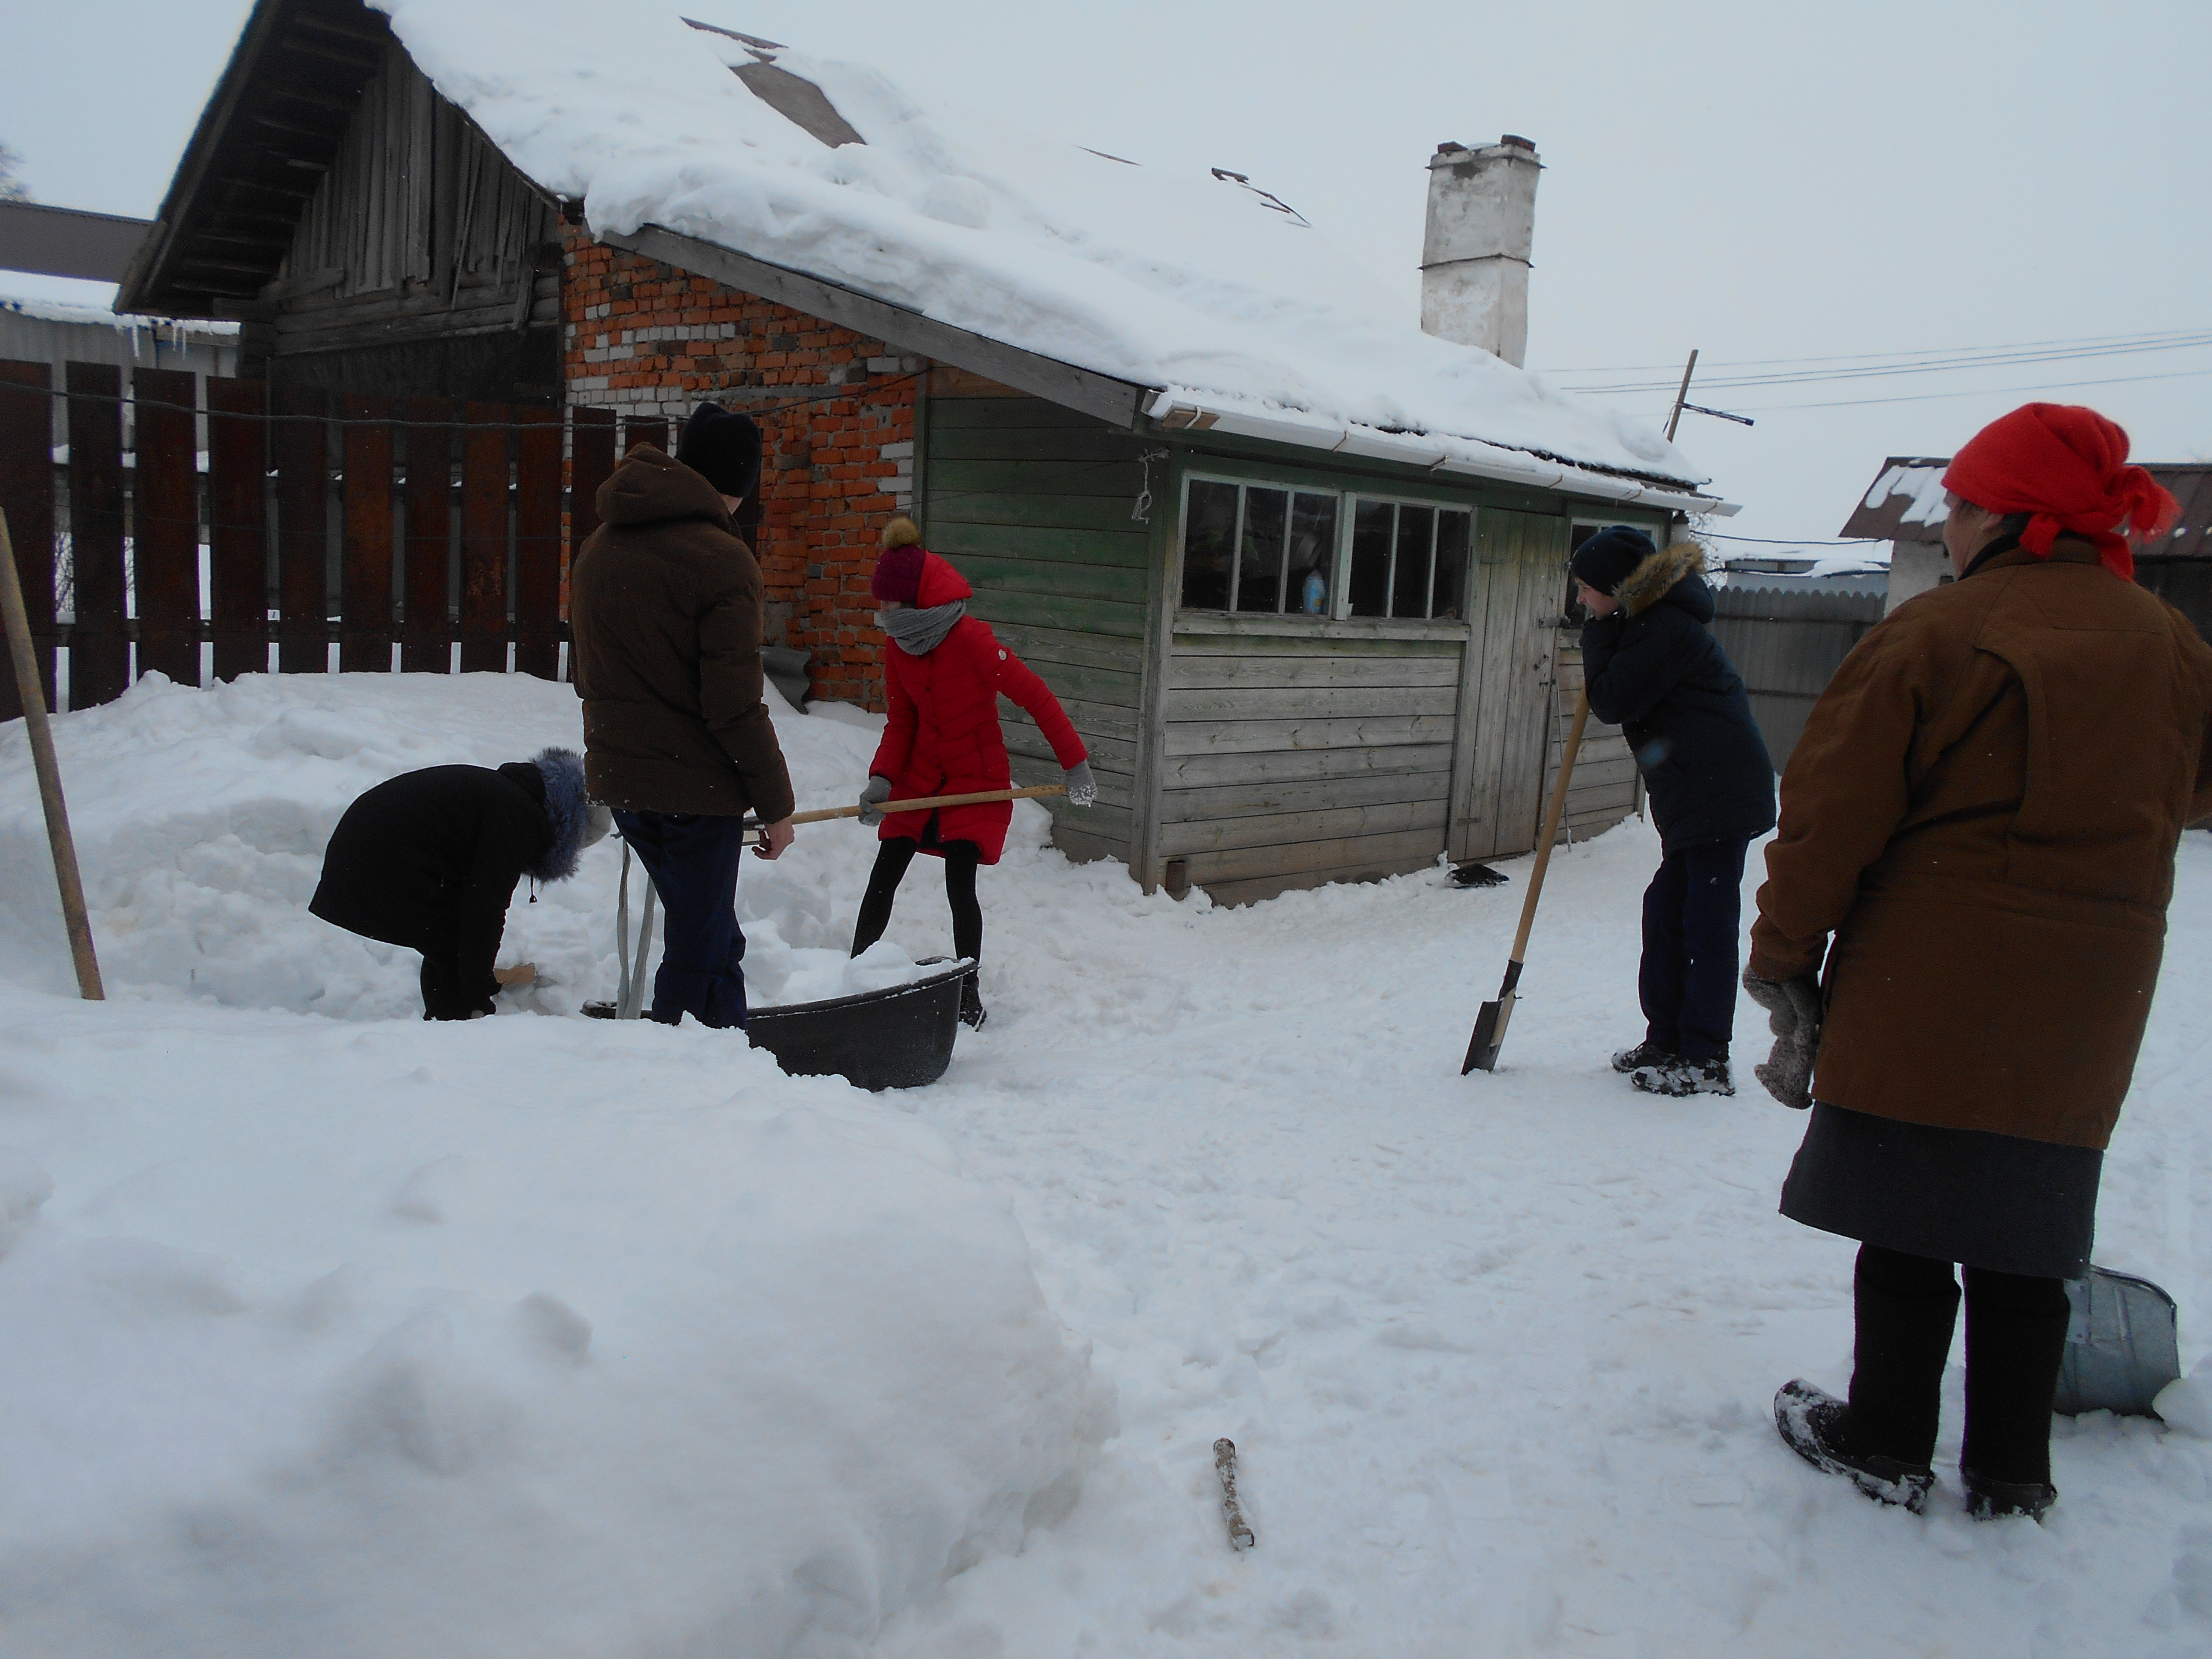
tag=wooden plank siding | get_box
[1162,629,1463,901]
[1544,639,1643,841]
[923,391,1153,866]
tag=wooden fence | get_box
[1709,583,1885,767]
[0,359,679,719]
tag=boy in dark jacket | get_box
[1574,528,1775,1096]
[310,747,610,1019]
[851,516,1094,1029]
[568,404,797,1030]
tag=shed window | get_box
[1345,499,1474,620]
[1180,480,1339,615]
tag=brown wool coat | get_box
[1750,539,2212,1150]
[568,447,796,822]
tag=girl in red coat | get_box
[851,517,1094,1027]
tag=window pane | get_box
[1287,492,1337,616]
[1237,486,1289,613]
[1347,500,1392,617]
[1431,510,1471,621]
[1392,504,1434,618]
[1180,480,1237,610]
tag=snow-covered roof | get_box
[0,280,240,339]
[372,1,1723,508]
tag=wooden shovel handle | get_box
[1506,684,1592,966]
[778,784,1067,828]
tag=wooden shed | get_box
[113,0,1738,903]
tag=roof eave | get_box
[1146,393,1738,517]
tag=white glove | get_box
[857,775,893,827]
[1063,760,1097,808]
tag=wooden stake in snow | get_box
[1214,1437,1255,1550]
[0,508,103,1001]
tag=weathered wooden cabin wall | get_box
[920,380,1153,867]
[256,40,561,403]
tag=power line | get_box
[1731,365,2212,412]
[1537,326,2210,377]
[1562,332,2212,395]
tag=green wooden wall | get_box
[922,395,1153,865]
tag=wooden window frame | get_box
[1176,471,1343,620]
[1341,492,1476,623]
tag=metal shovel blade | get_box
[1463,989,1516,1074]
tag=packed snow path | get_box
[2,674,2209,1655]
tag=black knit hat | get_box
[676,403,763,501]
[1570,525,1656,596]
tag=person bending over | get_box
[850,516,1094,1029]
[311,746,610,1019]
[1575,527,1775,1097]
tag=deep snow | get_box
[3,671,2211,1656]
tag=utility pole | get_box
[1665,349,1698,442]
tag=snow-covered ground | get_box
[2,672,2209,1656]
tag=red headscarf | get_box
[1942,403,2177,580]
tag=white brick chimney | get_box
[1420,135,1541,367]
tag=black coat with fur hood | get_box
[1581,543,1776,853]
[310,748,594,1018]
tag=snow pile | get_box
[0,670,991,1014]
[0,1003,1113,1656]
[370,0,1702,490]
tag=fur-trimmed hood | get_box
[1621,541,1715,621]
[526,746,592,882]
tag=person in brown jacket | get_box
[568,404,797,1029]
[1746,404,2212,1523]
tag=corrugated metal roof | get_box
[1842,456,2212,559]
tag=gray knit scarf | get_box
[879,600,965,656]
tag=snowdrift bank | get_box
[0,672,1114,1653]
[0,671,1027,1015]
[0,1005,1113,1655]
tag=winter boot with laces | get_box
[1610,1040,1676,1074]
[1774,1379,1934,1513]
[1631,1055,1735,1097]
[958,972,988,1031]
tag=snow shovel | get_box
[2055,1266,2182,1418]
[1463,684,1592,1075]
[742,784,1066,842]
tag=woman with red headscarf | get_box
[1743,404,2212,1522]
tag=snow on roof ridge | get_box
[372,0,1712,492]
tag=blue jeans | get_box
[612,810,748,1029]
[1639,838,1749,1063]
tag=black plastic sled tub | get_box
[745,960,969,1091]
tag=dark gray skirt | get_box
[1780,1103,2101,1280]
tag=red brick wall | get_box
[561,226,918,708]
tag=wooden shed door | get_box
[1449,508,1569,861]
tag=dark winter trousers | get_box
[1638,838,1749,1062]
[851,835,983,966]
[612,809,749,1030]
[1847,1243,2072,1486]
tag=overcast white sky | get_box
[5,0,2206,547]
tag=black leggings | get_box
[1849,1243,2072,1485]
[851,836,983,966]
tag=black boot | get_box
[1847,1245,1961,1469]
[1959,1266,2070,1521]
[958,971,987,1030]
[1774,1380,1935,1512]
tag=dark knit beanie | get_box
[872,516,926,604]
[1570,526,1656,596]
[675,402,763,501]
